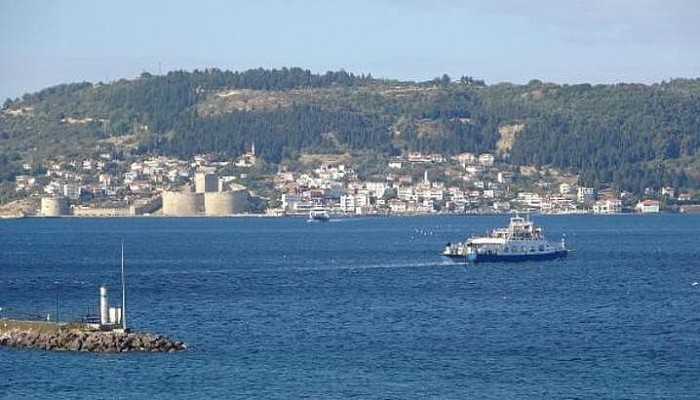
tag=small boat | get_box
[443,213,567,263]
[308,208,330,222]
[0,212,26,219]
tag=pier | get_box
[0,319,185,352]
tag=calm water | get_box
[1,214,699,399]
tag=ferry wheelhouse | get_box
[443,214,567,263]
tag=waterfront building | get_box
[635,200,660,213]
[593,199,623,214]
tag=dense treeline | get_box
[161,105,396,162]
[0,153,19,183]
[185,67,373,91]
[6,68,375,136]
[507,81,700,192]
[1,68,699,192]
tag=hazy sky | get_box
[1,0,698,100]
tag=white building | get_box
[388,199,408,213]
[517,192,542,211]
[497,172,512,184]
[397,186,416,202]
[340,193,370,214]
[635,200,660,213]
[364,182,387,198]
[63,183,81,200]
[281,193,301,212]
[478,153,495,166]
[14,175,36,191]
[577,187,595,203]
[388,160,403,169]
[82,159,96,171]
[408,152,432,163]
[455,152,477,165]
[593,199,622,214]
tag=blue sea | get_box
[1,214,699,399]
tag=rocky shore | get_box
[0,328,186,353]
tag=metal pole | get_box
[121,239,126,330]
[55,281,59,325]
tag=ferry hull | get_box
[444,250,568,263]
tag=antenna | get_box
[121,239,127,330]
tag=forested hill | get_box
[1,67,699,192]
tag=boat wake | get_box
[284,260,450,272]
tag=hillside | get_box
[1,68,699,193]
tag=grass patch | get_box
[0,319,85,333]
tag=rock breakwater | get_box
[0,328,186,353]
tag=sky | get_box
[1,0,698,100]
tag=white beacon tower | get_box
[99,285,109,325]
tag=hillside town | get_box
[1,147,697,218]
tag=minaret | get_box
[423,170,429,185]
[251,142,255,156]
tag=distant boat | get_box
[0,212,26,219]
[308,208,330,222]
[442,213,568,263]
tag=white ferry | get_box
[443,214,568,263]
[307,208,330,222]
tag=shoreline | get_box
[5,210,692,219]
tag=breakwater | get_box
[0,325,186,353]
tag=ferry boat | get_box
[308,208,330,222]
[443,214,567,263]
